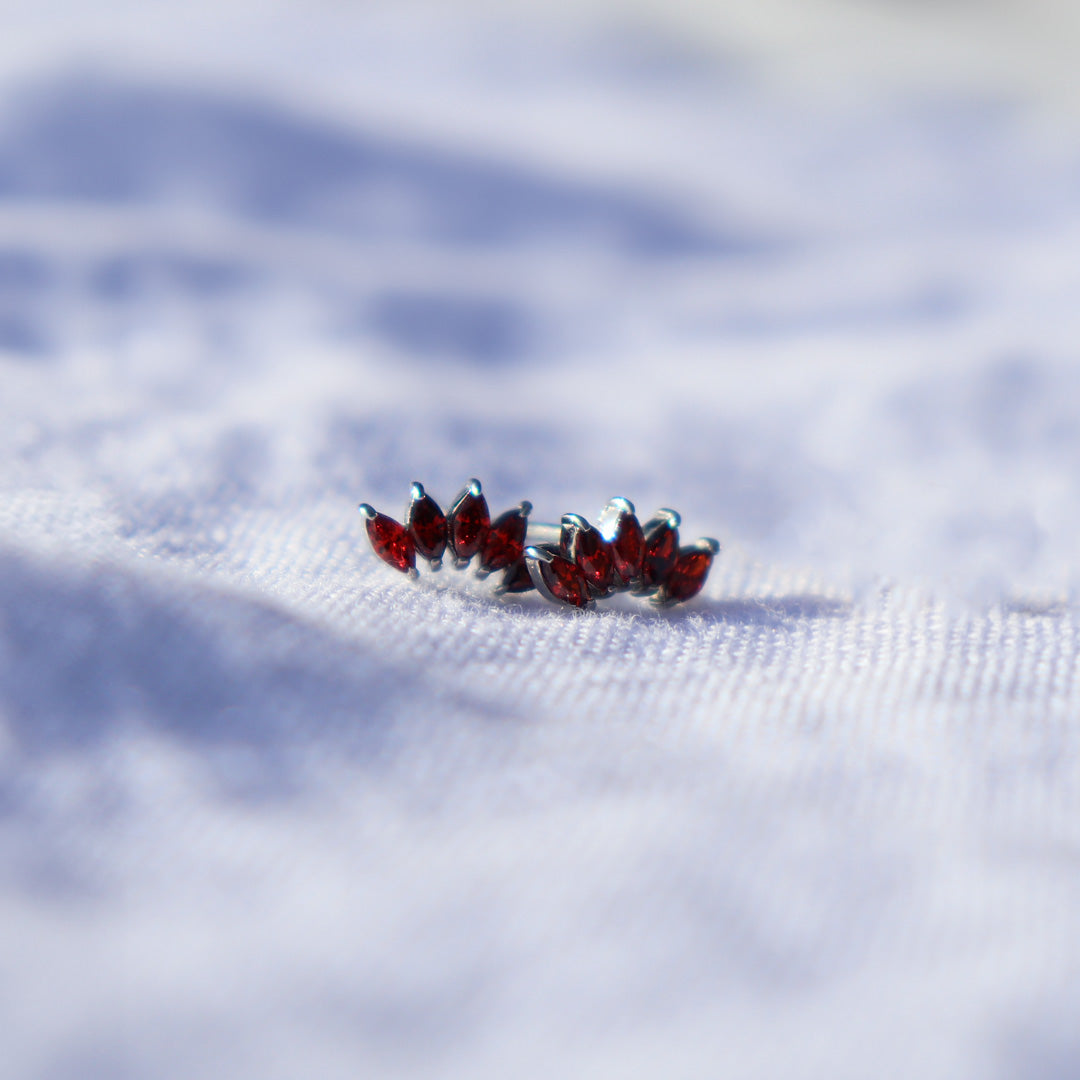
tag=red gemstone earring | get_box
[359,479,719,609]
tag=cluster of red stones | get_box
[359,479,532,592]
[532,502,718,609]
[359,480,718,610]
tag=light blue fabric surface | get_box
[3,5,1080,1077]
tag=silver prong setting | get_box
[598,497,634,540]
[525,545,556,602]
[524,544,555,564]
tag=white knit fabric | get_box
[3,4,1080,1077]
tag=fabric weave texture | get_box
[2,3,1080,1077]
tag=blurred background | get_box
[4,0,1080,601]
[5,1,1080,1077]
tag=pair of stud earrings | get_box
[359,479,718,610]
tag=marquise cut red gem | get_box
[566,521,613,592]
[481,507,528,572]
[365,512,415,573]
[657,547,713,603]
[538,553,590,608]
[640,518,679,590]
[406,489,447,561]
[448,484,490,560]
[609,515,643,585]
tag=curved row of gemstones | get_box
[358,479,719,609]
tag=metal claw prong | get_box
[524,545,555,602]
[604,496,635,515]
[560,513,584,551]
[598,497,634,544]
[358,503,376,520]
